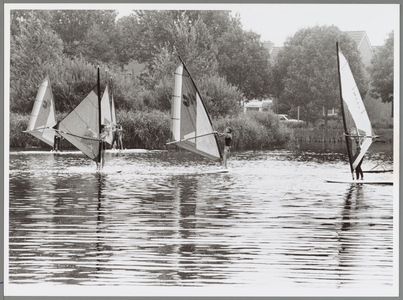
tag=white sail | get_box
[111,94,117,126]
[100,85,113,145]
[338,49,374,170]
[58,90,100,162]
[170,62,221,161]
[26,76,57,147]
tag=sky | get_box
[114,3,398,47]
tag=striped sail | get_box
[100,85,113,145]
[338,47,374,171]
[58,89,100,162]
[170,62,221,161]
[26,76,57,147]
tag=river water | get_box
[6,143,397,297]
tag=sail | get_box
[26,76,57,147]
[170,62,222,161]
[100,85,113,145]
[337,47,374,171]
[58,89,100,162]
[111,94,117,126]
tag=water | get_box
[6,143,396,296]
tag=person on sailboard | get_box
[52,121,62,152]
[355,136,364,180]
[111,124,118,150]
[215,127,233,169]
[116,124,124,150]
[98,124,109,170]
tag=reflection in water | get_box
[176,177,198,281]
[336,184,393,288]
[7,149,395,293]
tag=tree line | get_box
[10,10,393,124]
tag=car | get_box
[277,114,305,123]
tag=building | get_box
[243,99,273,113]
[343,31,374,69]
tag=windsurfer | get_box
[111,124,123,150]
[355,136,364,180]
[98,124,109,170]
[215,127,233,169]
[52,121,62,152]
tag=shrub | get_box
[117,109,171,149]
[213,112,290,150]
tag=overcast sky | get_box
[232,4,398,47]
[115,3,398,47]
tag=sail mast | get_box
[336,42,354,178]
[97,67,102,164]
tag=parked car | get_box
[277,114,305,123]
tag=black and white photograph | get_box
[4,2,399,297]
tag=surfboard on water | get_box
[326,179,393,185]
[198,169,229,175]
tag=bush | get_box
[213,112,290,150]
[9,110,172,150]
[117,109,171,149]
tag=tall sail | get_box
[100,84,113,145]
[111,94,117,126]
[58,89,100,162]
[170,60,222,161]
[25,76,57,147]
[337,43,374,174]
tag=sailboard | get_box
[168,57,222,162]
[57,68,103,163]
[25,76,57,147]
[326,179,393,185]
[326,43,384,184]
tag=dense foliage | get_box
[368,32,394,105]
[10,9,273,116]
[271,26,367,126]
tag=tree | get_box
[368,31,394,116]
[114,15,143,68]
[217,27,271,100]
[272,25,366,125]
[198,74,243,117]
[79,23,116,65]
[50,10,117,57]
[10,12,64,113]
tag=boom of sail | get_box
[337,43,375,175]
[169,60,222,161]
[25,76,57,147]
[58,88,100,162]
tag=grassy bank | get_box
[10,111,392,151]
[10,111,291,151]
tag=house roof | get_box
[344,31,367,47]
